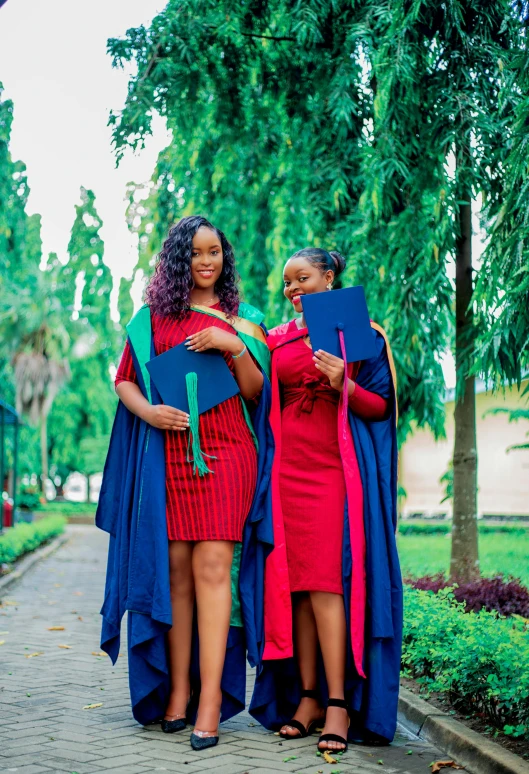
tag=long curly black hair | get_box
[145,215,240,318]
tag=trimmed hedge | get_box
[0,516,67,565]
[37,501,97,515]
[399,521,529,536]
[399,522,451,535]
[403,586,529,740]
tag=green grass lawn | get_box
[398,530,529,586]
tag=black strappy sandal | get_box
[279,689,324,740]
[318,697,349,752]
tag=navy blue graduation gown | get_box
[96,320,273,725]
[249,326,402,743]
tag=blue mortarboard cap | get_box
[146,343,239,415]
[301,286,377,363]
[146,343,240,476]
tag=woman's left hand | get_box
[186,327,243,356]
[313,349,345,391]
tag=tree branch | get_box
[138,43,163,85]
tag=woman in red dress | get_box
[115,216,264,749]
[257,247,398,753]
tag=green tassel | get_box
[185,372,216,476]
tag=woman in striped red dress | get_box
[115,216,264,749]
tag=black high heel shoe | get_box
[161,711,187,734]
[190,726,219,750]
[279,689,324,740]
[161,697,190,734]
[318,697,350,752]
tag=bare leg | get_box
[311,591,348,751]
[165,541,195,718]
[281,593,325,737]
[192,540,235,734]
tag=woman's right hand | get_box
[144,404,190,431]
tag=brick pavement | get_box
[0,526,451,774]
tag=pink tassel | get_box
[338,328,366,679]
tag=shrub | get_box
[479,524,529,535]
[36,501,97,515]
[403,586,529,740]
[405,574,529,617]
[0,516,67,565]
[398,521,529,536]
[399,522,451,535]
[402,587,529,739]
[17,486,42,511]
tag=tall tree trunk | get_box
[40,415,49,496]
[55,481,65,500]
[86,474,91,504]
[450,143,479,583]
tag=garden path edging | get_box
[398,686,529,774]
[0,532,70,595]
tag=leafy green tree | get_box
[107,0,450,442]
[77,434,112,502]
[109,1,529,582]
[48,355,116,496]
[359,1,528,581]
[66,187,116,360]
[0,83,31,287]
[475,37,529,388]
[0,100,120,499]
[0,89,71,492]
[1,220,71,491]
[487,402,529,453]
[0,360,40,488]
[118,274,134,327]
[47,188,118,492]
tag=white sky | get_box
[0,0,170,295]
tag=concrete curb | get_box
[398,686,529,774]
[0,532,70,595]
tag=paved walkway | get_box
[0,526,449,774]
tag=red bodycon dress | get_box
[275,323,388,594]
[115,305,258,542]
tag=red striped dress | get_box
[115,305,258,542]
